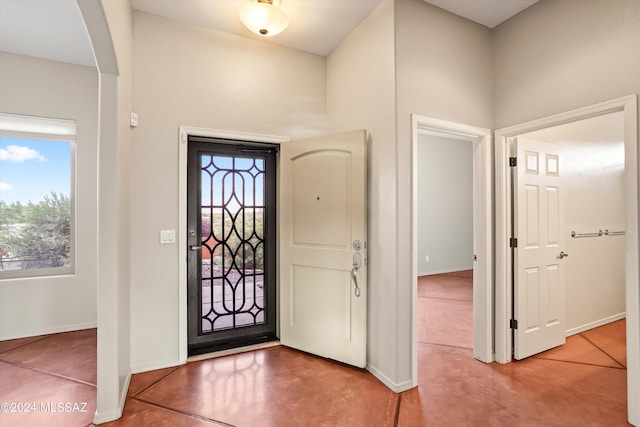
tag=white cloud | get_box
[0,182,13,191]
[0,145,46,162]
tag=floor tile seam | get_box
[418,341,473,351]
[579,333,626,369]
[531,355,627,371]
[132,396,237,426]
[393,392,402,427]
[0,360,97,388]
[419,296,473,302]
[0,336,50,355]
[130,366,182,397]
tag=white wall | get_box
[130,12,327,371]
[100,0,133,411]
[326,0,401,390]
[562,138,626,332]
[417,133,473,276]
[494,0,640,129]
[0,52,98,339]
[394,0,493,386]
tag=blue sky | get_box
[201,156,265,209]
[0,136,71,205]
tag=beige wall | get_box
[327,0,400,388]
[417,133,473,276]
[0,52,98,340]
[562,137,626,332]
[393,0,493,385]
[130,12,327,370]
[100,0,134,409]
[395,0,493,129]
[494,0,640,129]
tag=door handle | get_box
[351,267,361,297]
[558,251,569,259]
[352,252,362,297]
[189,245,202,251]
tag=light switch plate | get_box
[160,229,175,244]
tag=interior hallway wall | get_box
[326,0,400,389]
[99,0,134,416]
[393,0,493,385]
[0,52,98,340]
[561,137,626,333]
[493,0,640,129]
[130,11,327,371]
[417,133,473,276]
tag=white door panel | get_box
[280,130,367,368]
[514,138,566,360]
[292,150,350,247]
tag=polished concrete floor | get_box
[0,271,630,426]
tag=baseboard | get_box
[565,312,626,337]
[366,363,415,393]
[92,368,131,425]
[131,357,183,375]
[418,266,473,277]
[0,321,97,341]
[118,368,131,414]
[93,407,122,425]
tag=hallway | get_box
[0,271,629,426]
[403,271,628,426]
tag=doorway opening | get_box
[494,95,638,425]
[417,131,474,351]
[186,137,278,356]
[410,114,493,382]
[178,128,289,363]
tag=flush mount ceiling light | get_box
[239,0,289,37]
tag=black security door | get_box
[187,137,277,355]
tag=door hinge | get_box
[509,237,518,248]
[509,157,517,167]
[510,319,518,329]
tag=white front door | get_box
[279,130,367,368]
[514,138,567,360]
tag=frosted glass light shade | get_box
[239,0,289,37]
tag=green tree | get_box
[0,192,70,268]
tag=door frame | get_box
[494,95,638,424]
[411,114,493,367]
[178,126,289,364]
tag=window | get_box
[0,113,75,278]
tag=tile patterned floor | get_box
[0,329,97,427]
[0,271,630,426]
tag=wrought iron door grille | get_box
[200,155,266,333]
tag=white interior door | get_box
[514,137,567,360]
[279,130,367,368]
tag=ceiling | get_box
[131,0,381,57]
[0,0,540,67]
[424,0,539,29]
[0,0,95,67]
